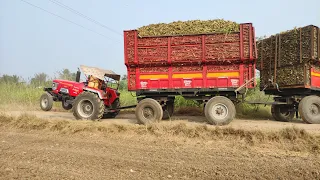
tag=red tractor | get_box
[40,65,121,119]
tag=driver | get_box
[88,75,103,89]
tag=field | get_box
[0,82,272,119]
[1,113,320,179]
[1,83,320,179]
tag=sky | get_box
[0,0,319,80]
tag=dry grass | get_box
[1,113,319,153]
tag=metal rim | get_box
[279,107,291,117]
[309,103,320,116]
[142,106,155,121]
[77,99,94,118]
[211,103,228,120]
[63,99,69,107]
[41,97,48,108]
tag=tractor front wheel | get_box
[62,97,73,110]
[40,92,53,111]
[73,92,105,120]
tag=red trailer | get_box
[124,23,257,125]
[256,25,320,124]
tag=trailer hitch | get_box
[235,77,255,98]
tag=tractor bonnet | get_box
[80,65,120,81]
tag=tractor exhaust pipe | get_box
[76,68,81,82]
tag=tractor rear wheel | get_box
[135,98,163,125]
[40,92,53,111]
[299,95,320,124]
[271,105,295,122]
[73,92,105,120]
[162,102,174,120]
[204,96,236,125]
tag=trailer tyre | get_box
[40,92,53,111]
[73,92,105,120]
[204,96,236,125]
[162,102,174,120]
[271,105,294,122]
[135,98,163,125]
[299,96,320,124]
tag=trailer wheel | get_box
[299,96,320,124]
[73,92,105,120]
[135,98,163,125]
[271,105,294,122]
[204,96,236,125]
[40,92,53,111]
[162,102,174,120]
[62,98,73,110]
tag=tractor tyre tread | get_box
[72,91,105,120]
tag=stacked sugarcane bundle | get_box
[257,25,320,88]
[137,19,240,36]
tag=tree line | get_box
[0,69,128,91]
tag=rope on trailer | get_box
[262,84,268,91]
[275,83,282,92]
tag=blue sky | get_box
[0,0,319,80]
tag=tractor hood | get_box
[80,65,120,81]
[53,79,83,85]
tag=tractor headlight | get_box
[52,82,58,90]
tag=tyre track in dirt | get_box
[1,128,320,180]
[3,110,320,134]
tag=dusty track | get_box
[1,127,320,180]
[1,111,320,179]
[4,110,320,134]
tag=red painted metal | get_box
[202,65,207,87]
[52,79,84,97]
[201,35,206,63]
[167,37,171,64]
[124,23,256,65]
[134,31,138,65]
[239,64,244,86]
[124,32,128,66]
[51,79,119,106]
[135,67,140,89]
[249,25,253,60]
[248,64,252,82]
[239,24,244,60]
[311,68,320,88]
[124,23,257,91]
[127,64,254,90]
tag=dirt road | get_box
[1,127,320,180]
[1,111,320,179]
[4,110,320,134]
